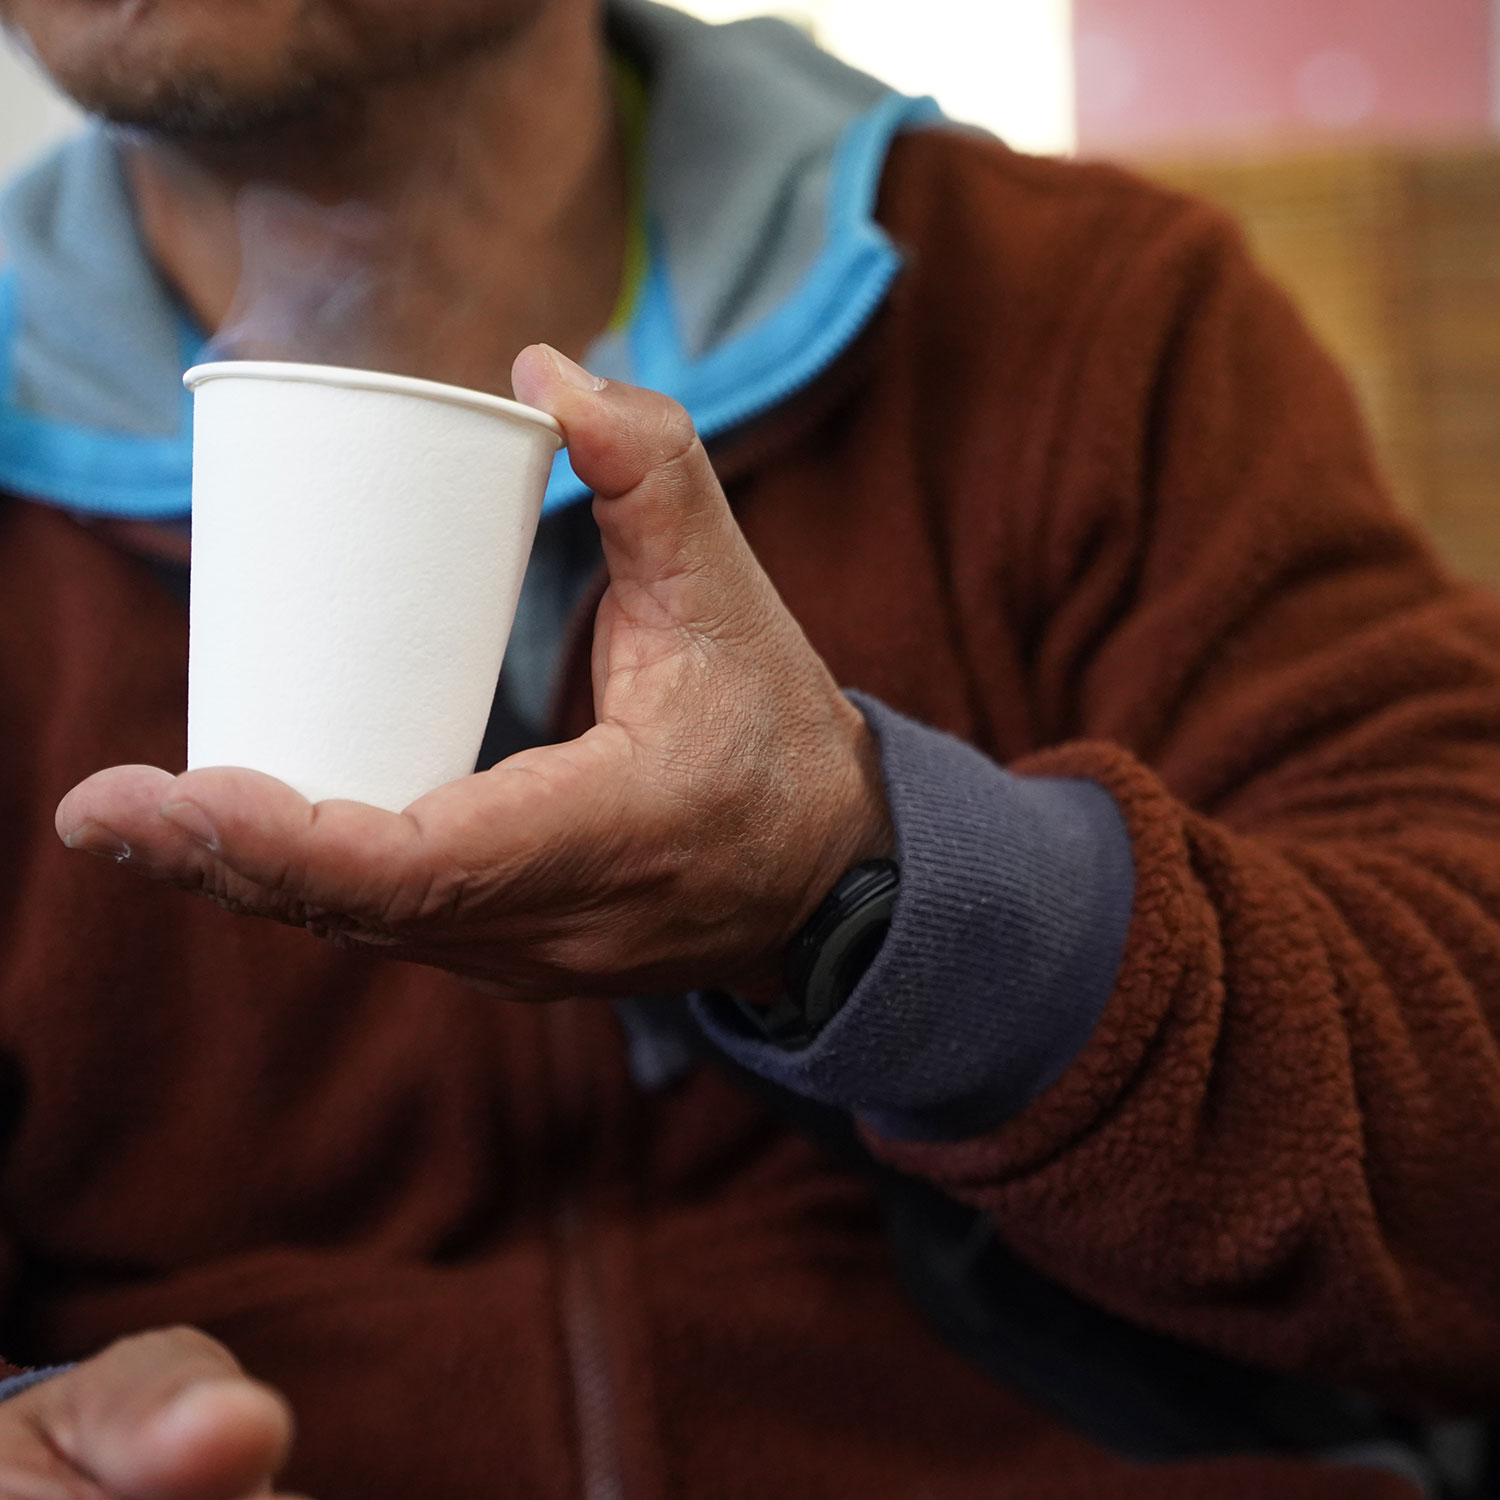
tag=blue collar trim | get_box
[0,268,205,518]
[542,90,938,513]
[0,88,938,522]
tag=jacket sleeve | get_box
[792,195,1500,1413]
[865,198,1500,1413]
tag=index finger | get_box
[54,727,636,933]
[57,763,425,921]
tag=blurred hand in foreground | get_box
[0,1328,298,1500]
[56,345,893,1001]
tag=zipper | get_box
[546,1002,629,1500]
[555,1192,627,1500]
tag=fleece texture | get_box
[0,126,1495,1498]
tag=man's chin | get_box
[64,69,336,142]
[4,0,326,138]
[4,0,546,140]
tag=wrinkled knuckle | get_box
[187,858,262,913]
[192,863,316,930]
[154,856,222,902]
[651,400,700,474]
[374,861,467,927]
[195,862,237,903]
[259,856,310,905]
[401,866,455,925]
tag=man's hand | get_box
[56,346,894,1001]
[0,1328,297,1500]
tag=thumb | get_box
[25,1327,293,1500]
[512,344,750,601]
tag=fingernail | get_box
[160,800,219,853]
[541,344,607,392]
[61,822,131,863]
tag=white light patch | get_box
[0,37,79,182]
[671,0,1077,156]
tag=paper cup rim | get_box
[183,360,564,446]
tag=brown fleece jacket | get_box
[0,125,1495,1498]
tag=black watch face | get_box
[803,912,893,1030]
[791,860,900,1034]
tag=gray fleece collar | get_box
[0,0,940,518]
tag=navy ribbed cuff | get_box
[693,695,1135,1141]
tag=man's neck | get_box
[125,3,628,398]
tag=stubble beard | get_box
[5,2,543,142]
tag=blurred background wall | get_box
[1073,0,1500,585]
[1076,0,1497,154]
[2,0,1497,580]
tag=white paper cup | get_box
[183,361,564,812]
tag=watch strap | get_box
[716,858,899,1051]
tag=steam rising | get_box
[209,189,388,369]
[207,178,500,394]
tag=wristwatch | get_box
[727,858,901,1050]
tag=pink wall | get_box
[1075,0,1497,155]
